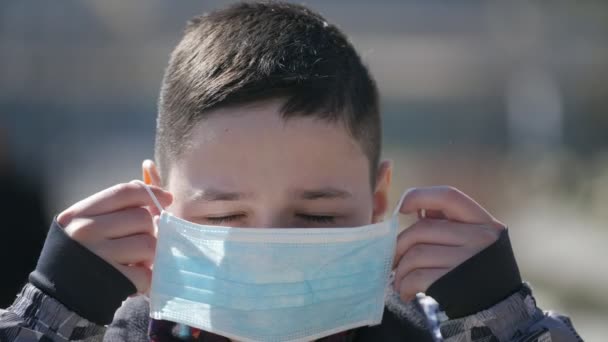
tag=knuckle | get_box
[399,221,430,249]
[409,269,426,283]
[395,235,410,253]
[408,220,426,236]
[395,260,410,279]
[57,210,75,227]
[409,220,431,237]
[64,217,95,241]
[112,182,139,197]
[442,186,462,201]
[132,207,153,225]
[408,244,426,260]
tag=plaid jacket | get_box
[0,283,582,342]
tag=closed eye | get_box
[205,214,337,226]
[206,214,245,224]
[296,214,336,224]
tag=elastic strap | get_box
[132,180,164,212]
[392,190,408,217]
[392,189,427,218]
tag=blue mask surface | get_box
[144,185,401,342]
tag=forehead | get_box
[166,99,371,198]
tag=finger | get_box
[393,219,473,267]
[137,259,154,270]
[421,209,446,220]
[58,182,172,225]
[94,207,155,239]
[64,207,155,241]
[398,268,448,303]
[145,203,162,218]
[394,244,471,291]
[397,186,496,225]
[114,264,153,294]
[94,233,156,265]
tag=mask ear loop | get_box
[132,180,164,301]
[391,190,426,219]
[392,190,408,217]
[387,191,410,291]
[132,180,165,213]
[392,190,423,236]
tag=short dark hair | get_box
[155,1,380,184]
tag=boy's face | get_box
[148,99,391,228]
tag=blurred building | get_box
[1,2,607,196]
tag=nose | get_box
[247,211,289,229]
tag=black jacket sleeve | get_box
[427,229,522,318]
[28,220,136,325]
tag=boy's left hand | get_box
[392,186,506,302]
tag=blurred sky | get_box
[1,1,607,339]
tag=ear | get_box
[372,160,392,223]
[142,159,162,187]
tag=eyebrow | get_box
[189,188,251,202]
[296,187,352,200]
[189,187,352,201]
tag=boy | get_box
[1,2,581,341]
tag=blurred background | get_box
[1,0,606,339]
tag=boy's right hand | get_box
[56,181,173,294]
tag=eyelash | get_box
[206,214,244,224]
[296,214,336,224]
[205,214,336,224]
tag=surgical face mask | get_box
[141,183,404,342]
